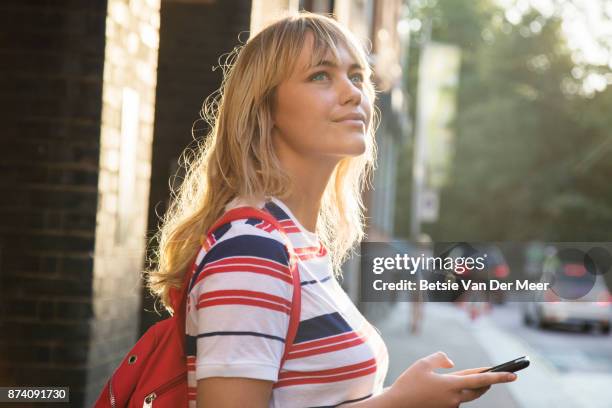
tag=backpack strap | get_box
[179,205,301,371]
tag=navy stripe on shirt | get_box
[211,222,232,241]
[245,217,265,227]
[294,312,352,343]
[308,393,373,408]
[197,330,286,343]
[264,201,291,221]
[301,275,333,286]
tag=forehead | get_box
[292,31,364,75]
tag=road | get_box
[490,302,612,374]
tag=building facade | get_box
[0,0,408,404]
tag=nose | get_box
[338,76,362,106]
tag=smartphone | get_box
[480,356,530,373]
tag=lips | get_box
[336,119,365,128]
[334,112,367,123]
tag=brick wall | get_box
[85,0,161,405]
[0,0,261,404]
[0,1,108,406]
[0,0,163,405]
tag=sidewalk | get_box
[368,302,518,408]
[368,300,612,408]
[370,301,612,407]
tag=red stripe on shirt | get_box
[294,246,319,254]
[274,365,377,387]
[203,256,290,274]
[205,235,216,248]
[278,358,376,379]
[194,263,292,286]
[274,360,377,388]
[288,337,367,359]
[254,220,277,233]
[294,245,327,260]
[289,325,371,352]
[297,252,318,261]
[197,297,290,315]
[279,220,301,234]
[199,289,291,307]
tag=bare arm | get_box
[338,387,394,408]
[197,377,273,408]
[196,355,517,408]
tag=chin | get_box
[335,143,367,157]
[313,132,367,158]
[343,135,367,156]
[349,143,367,156]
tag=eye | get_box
[350,72,364,84]
[310,71,330,81]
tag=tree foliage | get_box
[394,0,612,243]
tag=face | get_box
[271,32,372,163]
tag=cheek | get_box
[362,95,373,126]
[276,92,333,140]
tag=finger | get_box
[459,385,491,403]
[453,372,516,389]
[421,351,455,370]
[465,372,516,389]
[450,367,491,376]
[472,385,491,393]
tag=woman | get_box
[147,12,516,408]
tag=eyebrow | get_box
[309,59,364,71]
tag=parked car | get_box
[522,256,612,334]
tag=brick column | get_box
[0,0,161,405]
[0,1,108,406]
[86,0,161,404]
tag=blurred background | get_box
[0,0,611,406]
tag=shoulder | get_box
[205,218,289,266]
[188,217,293,298]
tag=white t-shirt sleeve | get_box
[186,222,294,382]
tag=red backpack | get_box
[94,206,302,407]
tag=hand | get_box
[384,352,517,408]
[448,366,496,403]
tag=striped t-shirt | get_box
[185,197,389,407]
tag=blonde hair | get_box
[146,11,379,314]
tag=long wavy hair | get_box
[146,11,379,314]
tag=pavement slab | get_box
[367,301,612,408]
[367,302,518,408]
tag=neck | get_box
[273,145,339,234]
[281,188,324,234]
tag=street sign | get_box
[419,188,439,222]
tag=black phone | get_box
[480,356,530,373]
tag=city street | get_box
[367,301,612,407]
[491,303,612,375]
